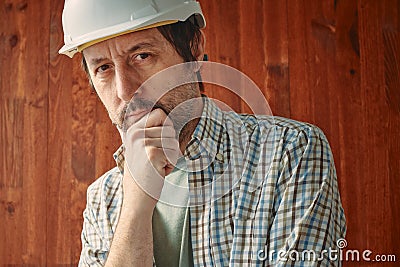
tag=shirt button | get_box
[216,153,224,162]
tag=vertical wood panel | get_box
[383,18,400,262]
[237,0,266,114]
[0,2,24,261]
[358,0,390,260]
[260,0,290,117]
[95,103,121,179]
[71,56,97,184]
[356,1,400,265]
[47,0,74,264]
[328,1,364,263]
[71,54,102,263]
[289,0,336,131]
[201,0,242,112]
[0,0,50,264]
[287,0,313,121]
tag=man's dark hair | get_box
[82,16,204,91]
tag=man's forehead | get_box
[83,28,166,61]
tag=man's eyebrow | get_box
[126,42,158,54]
[88,42,159,66]
[89,57,106,66]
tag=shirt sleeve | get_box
[78,190,110,266]
[267,125,347,266]
[77,169,157,267]
[78,170,122,266]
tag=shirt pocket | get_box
[234,183,263,220]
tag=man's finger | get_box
[144,108,173,128]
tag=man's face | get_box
[83,28,201,130]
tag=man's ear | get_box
[193,30,206,62]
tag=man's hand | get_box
[123,108,179,210]
[105,108,179,266]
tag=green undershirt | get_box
[152,158,193,267]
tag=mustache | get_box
[119,98,170,131]
[126,98,153,113]
[125,98,169,115]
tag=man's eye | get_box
[135,53,150,61]
[97,64,110,73]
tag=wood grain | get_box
[47,0,74,264]
[1,0,50,264]
[0,0,399,265]
[201,0,242,112]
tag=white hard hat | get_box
[59,0,206,58]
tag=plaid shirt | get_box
[79,97,346,266]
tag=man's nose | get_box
[115,66,138,102]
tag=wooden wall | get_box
[1,0,399,265]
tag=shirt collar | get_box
[184,96,226,163]
[113,145,125,174]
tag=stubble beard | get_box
[111,83,203,148]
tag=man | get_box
[59,0,346,266]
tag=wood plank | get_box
[260,0,290,117]
[0,0,50,264]
[329,1,365,264]
[237,0,267,115]
[291,0,336,131]
[0,2,25,263]
[71,54,100,263]
[95,102,121,179]
[201,0,242,112]
[382,0,400,262]
[21,0,50,264]
[71,56,97,184]
[355,1,396,265]
[287,0,314,122]
[47,0,74,264]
